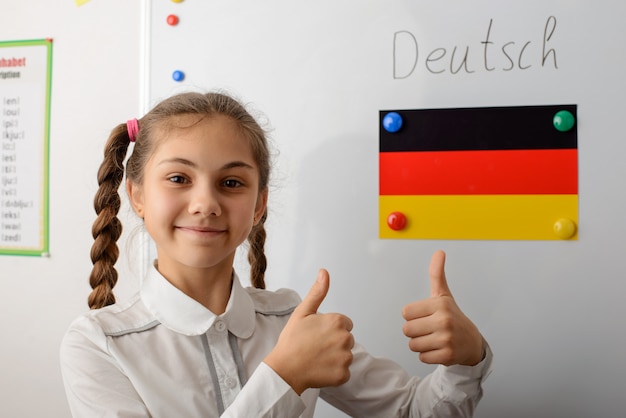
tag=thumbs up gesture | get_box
[402,250,484,367]
[265,269,355,395]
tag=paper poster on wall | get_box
[0,39,52,256]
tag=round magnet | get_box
[383,112,403,133]
[553,110,575,132]
[387,211,407,231]
[166,14,179,26]
[553,218,577,239]
[172,70,185,82]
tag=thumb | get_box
[294,269,330,317]
[430,250,453,298]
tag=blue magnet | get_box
[383,112,403,133]
[172,70,185,82]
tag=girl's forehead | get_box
[151,114,256,161]
[159,113,230,134]
[153,114,241,144]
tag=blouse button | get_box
[214,320,226,332]
[224,376,237,389]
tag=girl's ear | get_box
[253,187,269,225]
[127,179,145,218]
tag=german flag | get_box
[379,105,578,240]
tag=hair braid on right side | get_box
[88,124,131,309]
[248,211,268,289]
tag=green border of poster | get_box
[0,39,52,256]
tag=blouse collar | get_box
[140,262,256,338]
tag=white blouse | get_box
[61,265,492,417]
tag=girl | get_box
[60,91,492,417]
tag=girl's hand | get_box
[264,269,354,395]
[402,250,485,367]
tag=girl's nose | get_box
[189,186,221,217]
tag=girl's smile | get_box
[175,225,227,241]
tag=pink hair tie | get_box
[126,119,139,142]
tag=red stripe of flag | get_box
[379,149,578,195]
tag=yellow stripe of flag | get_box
[379,195,578,240]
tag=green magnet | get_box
[553,110,575,132]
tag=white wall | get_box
[0,1,142,416]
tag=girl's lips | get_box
[177,226,226,234]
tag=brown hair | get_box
[88,92,271,309]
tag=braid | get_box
[88,124,131,309]
[248,211,268,289]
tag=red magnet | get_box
[166,14,179,26]
[387,211,407,231]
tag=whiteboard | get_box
[147,1,626,417]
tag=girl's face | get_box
[128,114,268,280]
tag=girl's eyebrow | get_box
[157,158,255,171]
[222,161,255,170]
[157,157,196,167]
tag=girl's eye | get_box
[223,179,243,188]
[168,175,188,184]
